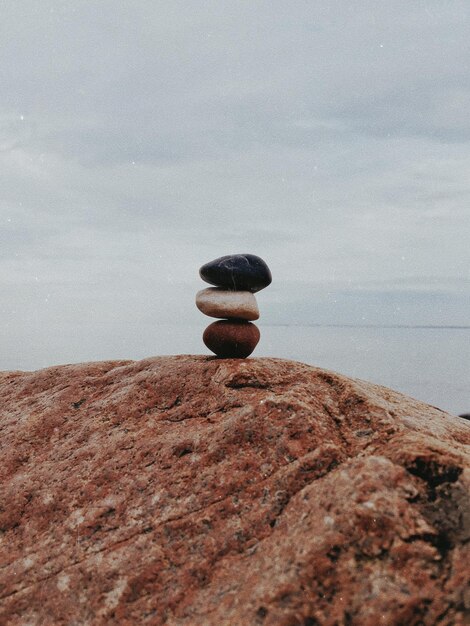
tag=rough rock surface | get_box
[0,356,469,626]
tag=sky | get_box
[1,0,469,371]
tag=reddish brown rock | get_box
[203,319,260,357]
[0,356,469,625]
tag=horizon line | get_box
[263,323,470,330]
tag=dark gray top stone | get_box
[199,254,272,292]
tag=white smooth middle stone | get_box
[196,288,259,320]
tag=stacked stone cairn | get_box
[196,254,272,358]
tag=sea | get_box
[258,324,469,417]
[146,322,470,415]
[1,323,468,417]
[150,323,469,417]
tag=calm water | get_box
[258,325,469,416]
[1,323,468,416]
[133,324,469,415]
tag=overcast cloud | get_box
[1,0,469,370]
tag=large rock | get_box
[0,356,469,625]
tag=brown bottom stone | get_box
[203,320,260,358]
